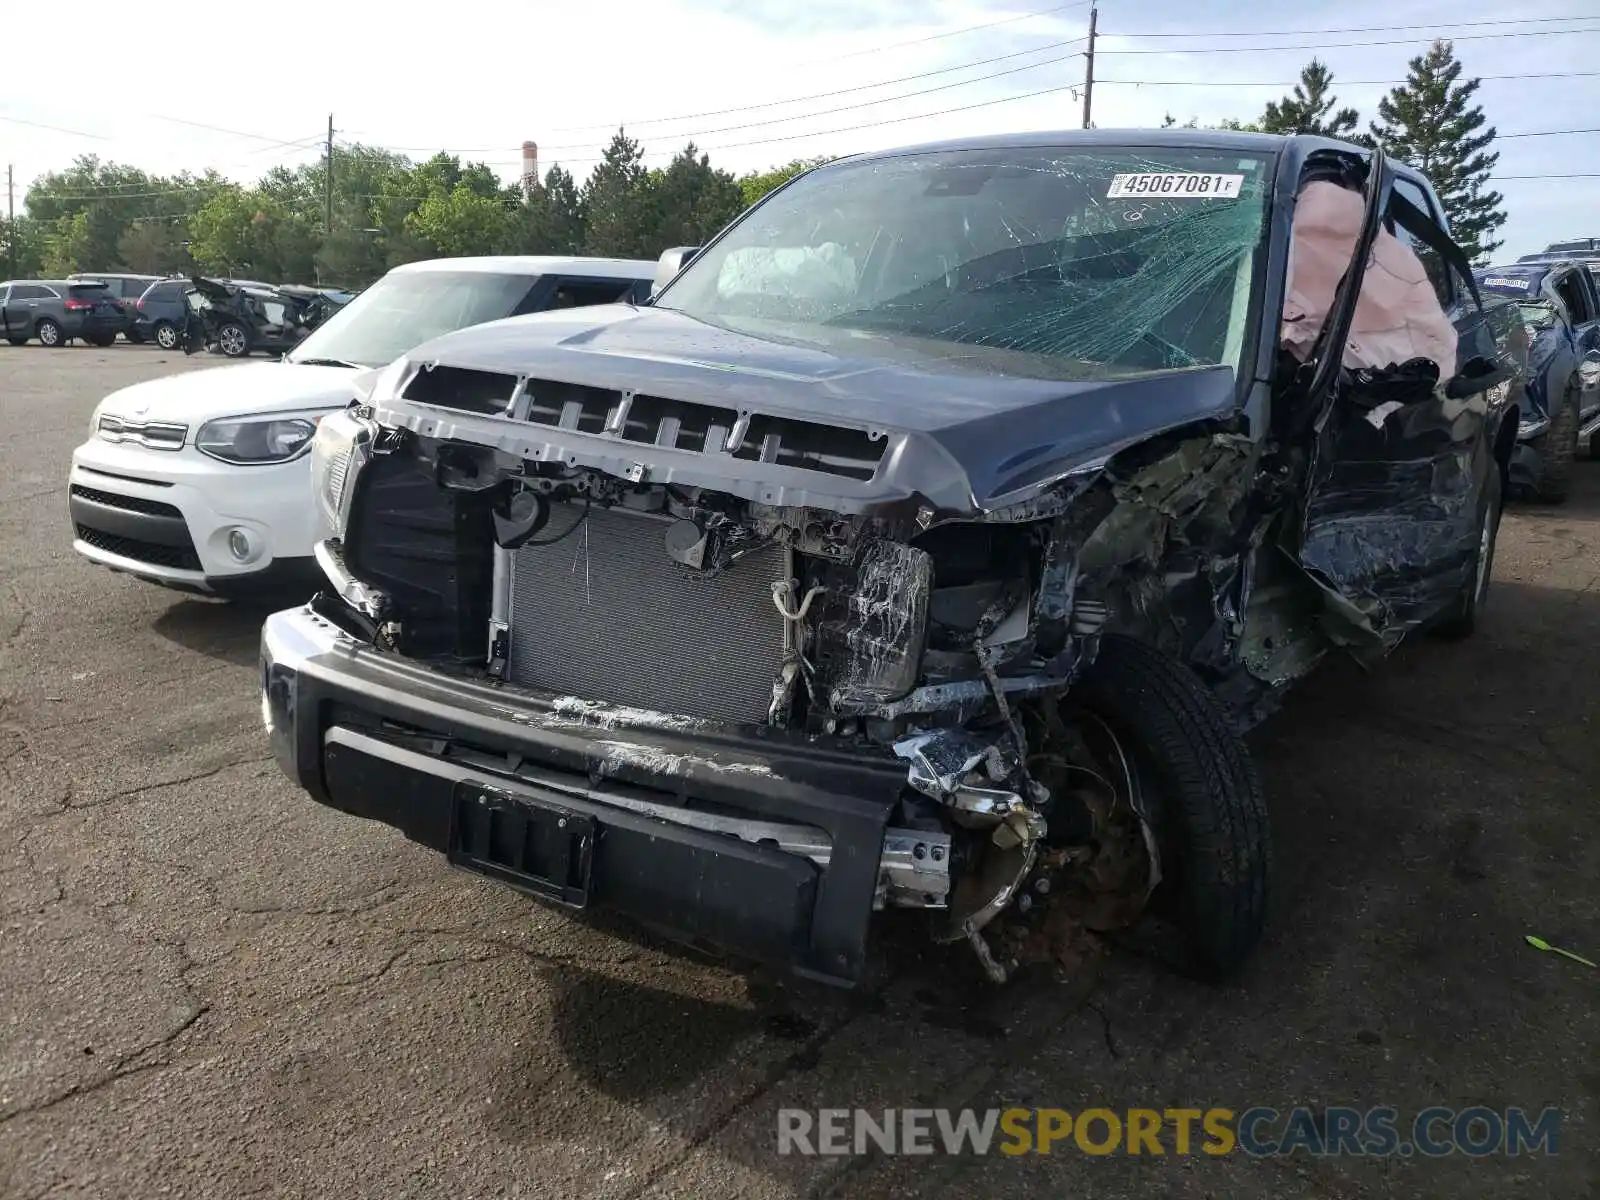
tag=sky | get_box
[1,0,1596,260]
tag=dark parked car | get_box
[184,277,364,358]
[265,131,1520,991]
[1,279,128,346]
[1475,260,1600,501]
[131,277,195,349]
[69,273,166,341]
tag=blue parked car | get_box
[1475,260,1600,502]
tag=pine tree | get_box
[580,130,655,259]
[1369,39,1506,262]
[1258,60,1359,137]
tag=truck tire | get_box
[1073,634,1270,980]
[1434,464,1502,640]
[1530,384,1579,503]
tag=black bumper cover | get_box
[260,603,905,986]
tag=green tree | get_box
[24,158,231,270]
[404,185,516,257]
[1369,39,1506,262]
[1258,60,1359,137]
[509,165,587,255]
[1,215,47,277]
[646,144,745,248]
[116,219,188,274]
[581,130,656,258]
[186,188,317,280]
[735,157,830,208]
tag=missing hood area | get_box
[313,150,1496,984]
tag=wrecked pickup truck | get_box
[1473,260,1600,502]
[261,131,1520,989]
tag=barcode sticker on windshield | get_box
[1107,172,1244,199]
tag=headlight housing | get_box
[195,415,319,465]
[311,407,375,540]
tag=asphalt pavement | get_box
[0,344,1595,1199]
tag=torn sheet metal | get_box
[1296,388,1486,649]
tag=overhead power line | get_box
[1100,25,1600,54]
[795,0,1093,66]
[378,33,1090,148]
[0,112,108,140]
[1098,69,1600,87]
[1120,14,1599,38]
[519,47,1091,155]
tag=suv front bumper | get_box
[69,437,322,594]
[260,602,949,987]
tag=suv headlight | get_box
[195,415,319,465]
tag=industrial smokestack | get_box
[521,141,540,199]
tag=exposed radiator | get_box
[507,504,791,725]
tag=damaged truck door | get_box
[262,131,1515,989]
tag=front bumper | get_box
[69,435,323,593]
[261,603,949,986]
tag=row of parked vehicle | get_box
[0,271,357,357]
[59,131,1600,1001]
[1473,244,1600,504]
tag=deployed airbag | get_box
[1281,181,1458,373]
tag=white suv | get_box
[69,256,656,596]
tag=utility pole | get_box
[324,114,335,234]
[1081,5,1097,130]
[5,164,14,279]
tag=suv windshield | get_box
[285,270,543,368]
[655,145,1272,380]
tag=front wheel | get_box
[1530,385,1579,503]
[86,331,117,348]
[1072,635,1270,980]
[216,322,249,357]
[1434,465,1502,640]
[5,336,26,347]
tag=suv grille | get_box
[74,524,202,571]
[97,415,187,450]
[68,484,183,519]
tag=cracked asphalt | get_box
[1,345,1596,1199]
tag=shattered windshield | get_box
[655,146,1272,381]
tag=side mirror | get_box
[652,246,700,299]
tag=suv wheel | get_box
[152,320,179,350]
[35,318,62,347]
[217,322,249,357]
